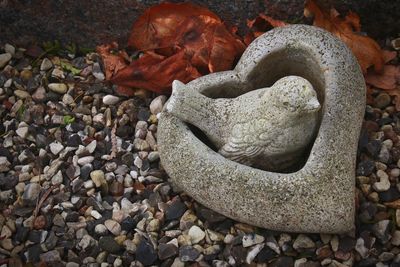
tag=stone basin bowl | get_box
[158,25,365,233]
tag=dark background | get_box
[0,0,399,48]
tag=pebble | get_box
[0,156,11,172]
[150,95,167,115]
[99,236,121,253]
[242,233,265,248]
[49,141,64,155]
[22,183,41,204]
[293,234,315,250]
[179,245,200,262]
[158,243,179,260]
[373,170,391,192]
[373,220,391,243]
[105,219,121,235]
[136,240,157,266]
[5,44,15,55]
[374,93,391,109]
[78,156,94,165]
[103,95,120,105]
[90,170,106,187]
[16,126,29,139]
[0,53,12,68]
[95,224,108,235]
[48,83,68,94]
[188,225,205,244]
[40,58,53,71]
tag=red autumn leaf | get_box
[304,0,384,73]
[387,90,400,111]
[96,42,129,80]
[365,65,400,90]
[245,14,288,45]
[111,50,201,94]
[101,3,245,94]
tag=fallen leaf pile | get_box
[98,0,399,107]
[98,3,245,95]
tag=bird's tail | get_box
[164,80,226,147]
[165,80,213,123]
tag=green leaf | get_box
[63,115,75,125]
[60,61,81,75]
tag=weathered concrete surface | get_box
[0,0,398,48]
[158,25,366,233]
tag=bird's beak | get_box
[305,97,321,112]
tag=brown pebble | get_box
[82,95,93,104]
[316,245,333,259]
[364,121,379,132]
[20,69,33,81]
[33,215,46,230]
[374,93,391,109]
[109,181,124,197]
[334,250,351,261]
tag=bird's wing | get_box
[219,119,283,165]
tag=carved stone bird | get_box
[165,76,321,171]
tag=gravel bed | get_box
[0,44,399,267]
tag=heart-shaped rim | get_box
[158,25,365,233]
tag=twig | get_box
[33,185,58,222]
[110,119,118,159]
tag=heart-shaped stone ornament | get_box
[158,25,365,233]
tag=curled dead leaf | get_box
[96,42,129,80]
[304,0,384,73]
[111,50,201,94]
[245,14,288,45]
[365,65,400,90]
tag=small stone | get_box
[179,245,200,262]
[22,183,41,204]
[374,93,391,109]
[188,225,205,244]
[0,157,11,172]
[166,199,187,220]
[78,156,94,165]
[293,234,315,250]
[136,240,157,266]
[4,44,15,55]
[105,219,121,235]
[63,94,75,105]
[14,90,31,99]
[150,95,167,115]
[158,243,178,260]
[33,87,47,102]
[242,233,265,248]
[79,234,97,251]
[16,126,29,138]
[372,220,391,243]
[99,236,121,253]
[51,170,63,185]
[48,83,68,94]
[90,170,105,187]
[50,141,64,155]
[40,249,61,263]
[90,210,102,220]
[92,62,105,80]
[0,53,12,68]
[246,243,265,264]
[103,95,120,105]
[95,224,108,235]
[373,170,391,192]
[40,58,53,71]
[391,230,400,246]
[109,181,124,197]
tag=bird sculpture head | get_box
[267,76,321,114]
